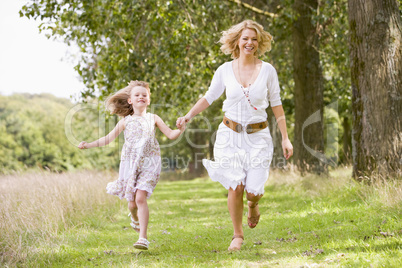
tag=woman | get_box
[176,20,293,251]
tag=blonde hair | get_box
[105,80,150,117]
[219,20,273,59]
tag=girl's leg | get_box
[128,199,140,232]
[135,190,149,239]
[227,184,245,250]
[128,200,138,221]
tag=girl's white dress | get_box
[106,113,161,200]
[202,61,282,195]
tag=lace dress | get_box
[106,113,161,200]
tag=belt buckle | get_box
[235,124,243,133]
[246,124,253,134]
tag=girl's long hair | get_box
[105,80,150,117]
[219,20,273,59]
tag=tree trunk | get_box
[348,0,401,179]
[293,0,326,174]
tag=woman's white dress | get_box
[202,61,282,195]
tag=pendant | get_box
[241,84,258,110]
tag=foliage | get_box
[319,0,351,114]
[1,168,401,266]
[20,0,296,170]
[0,93,120,173]
[20,0,353,170]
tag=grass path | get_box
[4,169,402,267]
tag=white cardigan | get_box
[203,61,282,125]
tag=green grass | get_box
[2,168,402,267]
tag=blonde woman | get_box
[78,80,185,250]
[176,20,293,251]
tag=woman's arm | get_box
[177,64,226,128]
[271,105,293,160]
[78,118,125,149]
[176,97,210,128]
[155,114,185,140]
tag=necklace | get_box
[237,58,258,110]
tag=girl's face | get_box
[238,28,259,57]
[128,86,150,108]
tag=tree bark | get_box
[293,0,326,174]
[348,0,401,179]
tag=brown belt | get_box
[223,116,268,134]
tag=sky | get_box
[0,0,84,100]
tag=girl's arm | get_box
[155,114,185,140]
[176,97,210,128]
[271,105,293,160]
[78,118,125,149]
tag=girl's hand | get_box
[78,141,89,149]
[176,116,190,129]
[178,121,186,132]
[282,138,293,160]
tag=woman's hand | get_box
[176,98,210,128]
[282,138,293,160]
[78,141,89,149]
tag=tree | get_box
[348,0,401,179]
[21,0,294,174]
[293,0,326,174]
[0,94,121,173]
[21,0,354,175]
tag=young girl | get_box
[78,80,185,250]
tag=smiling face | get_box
[128,86,150,109]
[238,28,259,57]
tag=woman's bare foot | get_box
[228,235,244,251]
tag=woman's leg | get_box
[246,192,263,228]
[246,192,263,206]
[228,184,245,250]
[135,190,149,239]
[244,165,268,228]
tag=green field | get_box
[1,168,401,267]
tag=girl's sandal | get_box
[133,238,150,250]
[247,202,260,229]
[128,213,140,233]
[228,235,244,251]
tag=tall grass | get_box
[0,170,120,265]
[269,166,402,207]
[358,175,402,208]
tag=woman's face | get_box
[238,28,259,57]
